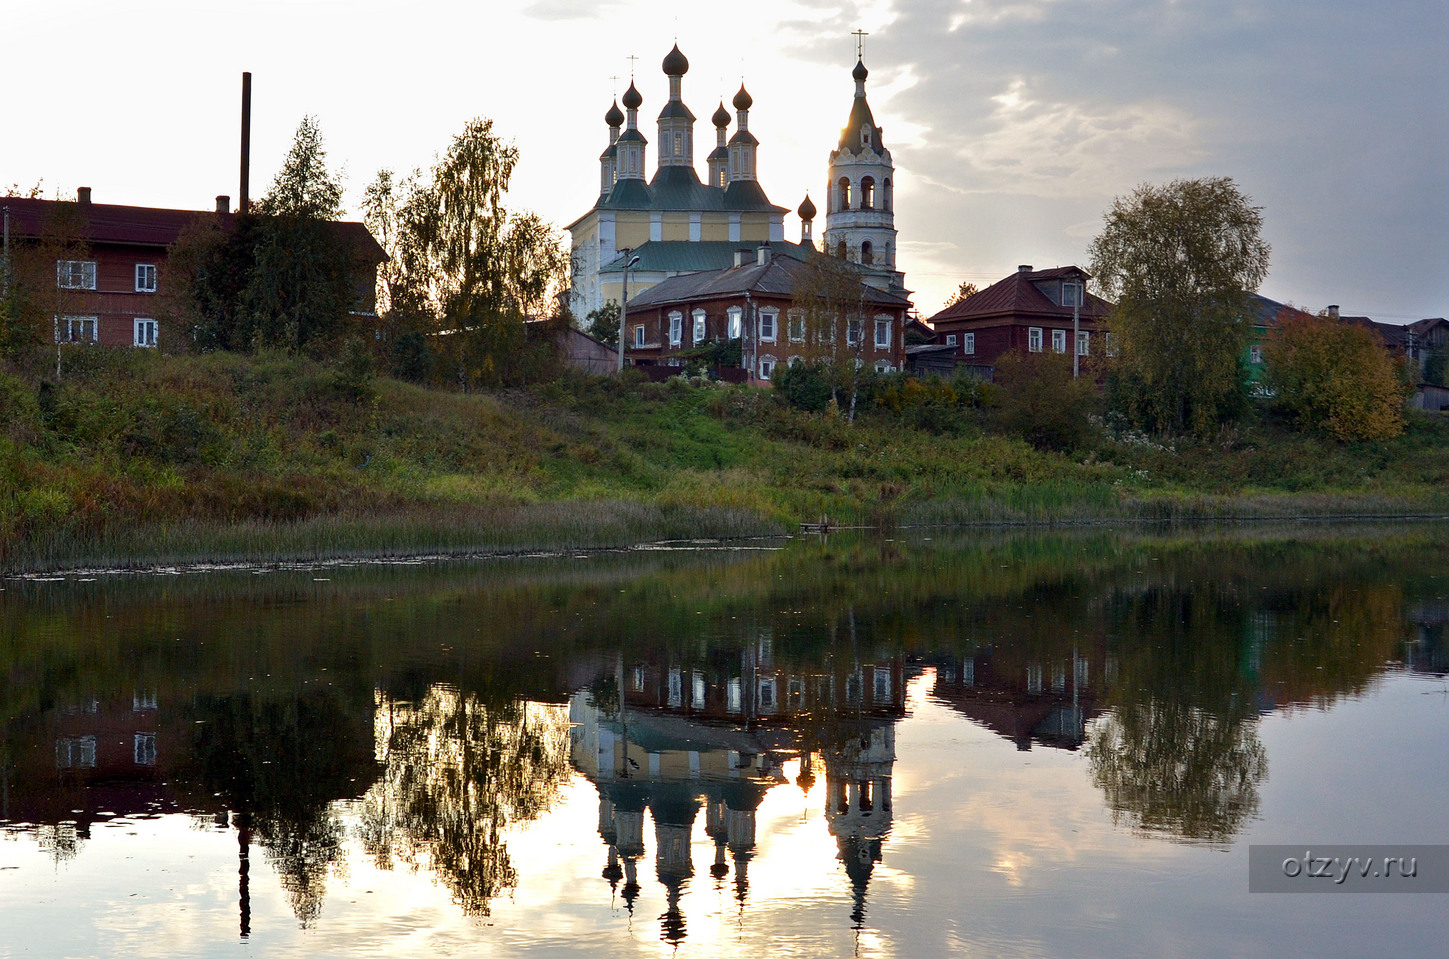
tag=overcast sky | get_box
[6,0,1444,319]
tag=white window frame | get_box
[1077,331,1090,356]
[846,316,863,346]
[668,311,683,347]
[1105,332,1118,357]
[135,263,157,293]
[875,360,892,373]
[759,308,778,343]
[1062,281,1083,308]
[134,732,158,766]
[964,332,976,355]
[692,308,706,344]
[56,315,98,343]
[787,310,806,343]
[134,317,158,348]
[759,355,776,379]
[634,324,645,348]
[1249,344,1263,365]
[874,316,891,349]
[1052,329,1067,354]
[57,259,97,290]
[56,735,97,769]
[727,306,743,340]
[1028,327,1043,353]
[945,333,957,347]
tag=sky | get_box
[5,0,1445,320]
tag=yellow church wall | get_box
[700,220,729,241]
[615,220,651,250]
[662,219,690,242]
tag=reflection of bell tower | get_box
[651,784,701,946]
[722,780,768,905]
[598,782,648,914]
[824,722,896,928]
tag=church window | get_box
[837,177,851,211]
[860,176,874,210]
[693,308,706,343]
[883,178,892,211]
[674,132,682,156]
[836,240,847,260]
[860,125,871,148]
[861,240,874,265]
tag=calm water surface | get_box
[0,528,1446,957]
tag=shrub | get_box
[773,360,833,413]
[991,350,1098,451]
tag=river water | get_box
[1,527,1445,957]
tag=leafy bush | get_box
[1263,312,1412,441]
[991,350,1098,451]
[772,360,833,413]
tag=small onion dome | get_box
[622,80,643,110]
[732,84,753,111]
[853,59,869,82]
[798,194,817,220]
[712,101,730,127]
[662,44,689,77]
[604,100,625,127]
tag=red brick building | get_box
[2,188,383,350]
[624,244,911,381]
[926,265,1112,374]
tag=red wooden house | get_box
[2,188,384,350]
[624,244,910,381]
[926,264,1112,375]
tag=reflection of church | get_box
[569,641,907,945]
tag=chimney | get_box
[1327,304,1340,319]
[756,245,771,266]
[77,186,92,205]
[240,72,252,214]
[1018,264,1032,273]
[215,195,230,214]
[734,249,749,268]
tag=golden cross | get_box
[852,29,868,60]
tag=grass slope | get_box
[3,348,1449,570]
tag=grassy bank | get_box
[4,347,1449,571]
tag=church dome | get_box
[732,84,753,110]
[853,59,869,82]
[662,44,689,77]
[604,100,624,127]
[798,194,817,220]
[622,80,642,110]
[712,101,730,127]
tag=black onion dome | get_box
[798,194,817,220]
[732,84,753,110]
[712,101,730,127]
[605,100,625,127]
[622,81,642,110]
[662,44,689,77]
[853,59,869,82]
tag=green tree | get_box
[363,118,569,389]
[1088,177,1270,435]
[1262,310,1412,441]
[991,350,1097,450]
[243,116,357,354]
[791,254,872,421]
[942,281,979,309]
[584,300,620,349]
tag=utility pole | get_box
[617,250,641,373]
[2,204,10,299]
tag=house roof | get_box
[599,240,815,275]
[927,265,1111,325]
[1,195,386,261]
[626,248,911,311]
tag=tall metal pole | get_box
[617,251,639,373]
[2,205,10,299]
[240,72,252,215]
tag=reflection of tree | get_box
[1087,586,1268,843]
[359,685,571,916]
[171,691,377,928]
[1088,699,1267,842]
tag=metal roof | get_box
[626,248,912,310]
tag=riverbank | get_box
[4,348,1449,572]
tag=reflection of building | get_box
[930,648,1105,751]
[569,647,907,943]
[1406,603,1449,675]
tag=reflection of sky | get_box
[2,671,1445,957]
